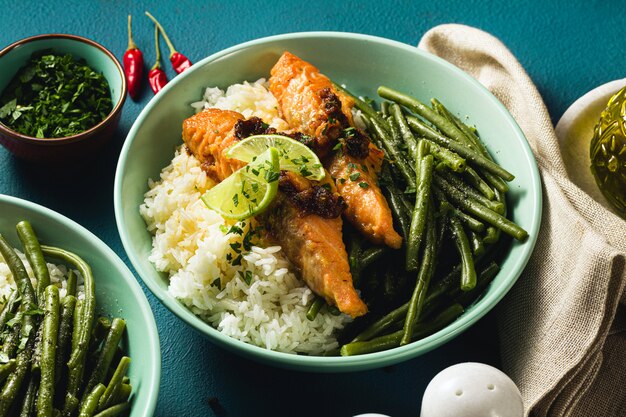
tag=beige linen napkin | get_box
[419,24,626,417]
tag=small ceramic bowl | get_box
[0,34,127,161]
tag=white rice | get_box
[0,250,84,301]
[140,80,351,355]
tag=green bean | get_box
[31,324,43,374]
[18,373,38,417]
[454,209,485,233]
[436,170,504,214]
[80,319,126,406]
[389,103,419,158]
[369,116,416,191]
[380,87,508,180]
[332,82,389,134]
[378,86,467,142]
[380,100,391,117]
[380,164,412,240]
[89,317,112,353]
[0,335,35,416]
[40,246,94,371]
[16,221,50,304]
[455,262,500,306]
[65,271,77,298]
[78,384,105,417]
[484,188,505,245]
[55,296,76,385]
[406,141,434,271]
[0,290,19,331]
[306,297,324,321]
[98,357,130,411]
[351,303,408,343]
[420,139,466,173]
[0,234,37,311]
[108,384,131,407]
[405,115,514,181]
[38,285,60,417]
[462,166,496,200]
[360,247,387,268]
[348,234,363,285]
[450,216,476,292]
[62,298,84,416]
[1,323,21,360]
[0,360,16,385]
[428,99,496,195]
[443,107,509,193]
[469,231,486,257]
[432,177,528,241]
[341,303,464,356]
[92,402,129,417]
[401,207,436,345]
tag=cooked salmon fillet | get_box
[182,108,245,182]
[269,51,356,157]
[182,108,367,318]
[269,51,402,249]
[328,145,402,249]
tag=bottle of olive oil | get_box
[590,86,626,218]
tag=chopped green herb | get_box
[0,49,112,138]
[349,172,361,181]
[239,270,253,285]
[211,278,221,289]
[231,254,242,266]
[358,182,369,189]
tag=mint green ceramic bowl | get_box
[115,32,541,372]
[0,195,160,416]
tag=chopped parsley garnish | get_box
[211,278,221,289]
[349,172,361,181]
[239,270,253,285]
[358,182,369,188]
[0,50,112,138]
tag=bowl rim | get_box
[115,30,542,371]
[0,33,127,144]
[0,193,161,413]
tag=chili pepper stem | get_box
[152,25,162,70]
[145,11,178,56]
[127,15,137,51]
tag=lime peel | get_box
[227,134,325,181]
[201,147,280,220]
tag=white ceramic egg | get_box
[421,362,524,417]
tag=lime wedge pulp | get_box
[226,134,325,181]
[201,147,280,220]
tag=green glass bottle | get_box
[590,86,626,218]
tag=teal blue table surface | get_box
[1,1,622,416]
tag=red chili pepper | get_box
[123,15,144,100]
[145,11,192,74]
[148,26,168,94]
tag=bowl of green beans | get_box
[0,194,159,416]
[115,31,541,372]
[0,34,127,162]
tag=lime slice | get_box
[201,147,280,220]
[226,134,325,181]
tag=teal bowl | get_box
[0,34,126,162]
[114,32,541,372]
[0,194,160,416]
